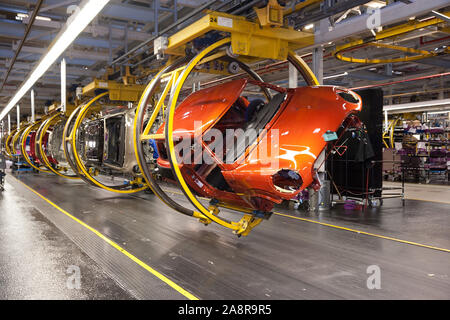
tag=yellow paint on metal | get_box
[38,113,79,179]
[71,92,147,194]
[20,121,51,173]
[140,133,165,140]
[166,38,246,233]
[82,79,146,102]
[4,128,18,158]
[288,50,319,86]
[255,0,284,27]
[376,13,449,40]
[165,12,314,60]
[142,72,175,137]
[283,0,323,15]
[389,118,400,149]
[11,125,28,156]
[336,42,437,64]
[132,60,211,223]
[334,13,450,64]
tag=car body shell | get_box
[154,79,362,211]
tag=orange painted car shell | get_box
[156,79,247,138]
[221,85,362,206]
[155,79,362,212]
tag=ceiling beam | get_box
[12,44,110,61]
[22,16,150,41]
[307,0,450,51]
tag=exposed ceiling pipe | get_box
[0,0,44,93]
[384,87,449,98]
[111,0,224,66]
[351,71,450,90]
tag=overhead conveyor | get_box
[63,79,148,194]
[4,126,18,159]
[333,12,450,64]
[20,118,52,173]
[133,3,364,237]
[34,105,81,179]
[2,1,368,238]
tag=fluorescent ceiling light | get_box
[303,23,314,30]
[323,72,348,80]
[366,1,386,9]
[16,13,52,21]
[0,0,110,121]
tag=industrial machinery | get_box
[5,122,34,172]
[63,79,148,193]
[133,5,365,236]
[1,2,371,237]
[20,116,52,173]
[3,125,18,159]
[21,103,80,179]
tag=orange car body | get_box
[155,79,362,212]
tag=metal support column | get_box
[439,76,444,99]
[386,63,393,76]
[289,63,298,88]
[16,105,20,129]
[31,89,35,122]
[312,39,329,210]
[388,87,393,105]
[61,58,66,113]
[384,110,388,132]
[108,23,112,65]
[312,43,325,173]
[312,46,323,85]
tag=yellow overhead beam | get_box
[82,79,145,102]
[283,0,323,15]
[334,12,450,64]
[165,11,314,61]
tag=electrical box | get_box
[154,36,168,60]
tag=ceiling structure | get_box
[0,0,449,123]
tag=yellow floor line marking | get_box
[162,188,450,253]
[272,212,450,253]
[11,176,199,300]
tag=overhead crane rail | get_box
[333,12,450,64]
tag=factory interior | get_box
[0,0,449,304]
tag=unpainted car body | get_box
[80,107,140,178]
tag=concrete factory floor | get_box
[384,181,450,204]
[0,172,449,300]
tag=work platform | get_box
[1,172,449,299]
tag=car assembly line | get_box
[0,0,449,302]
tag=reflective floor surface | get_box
[1,172,449,299]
